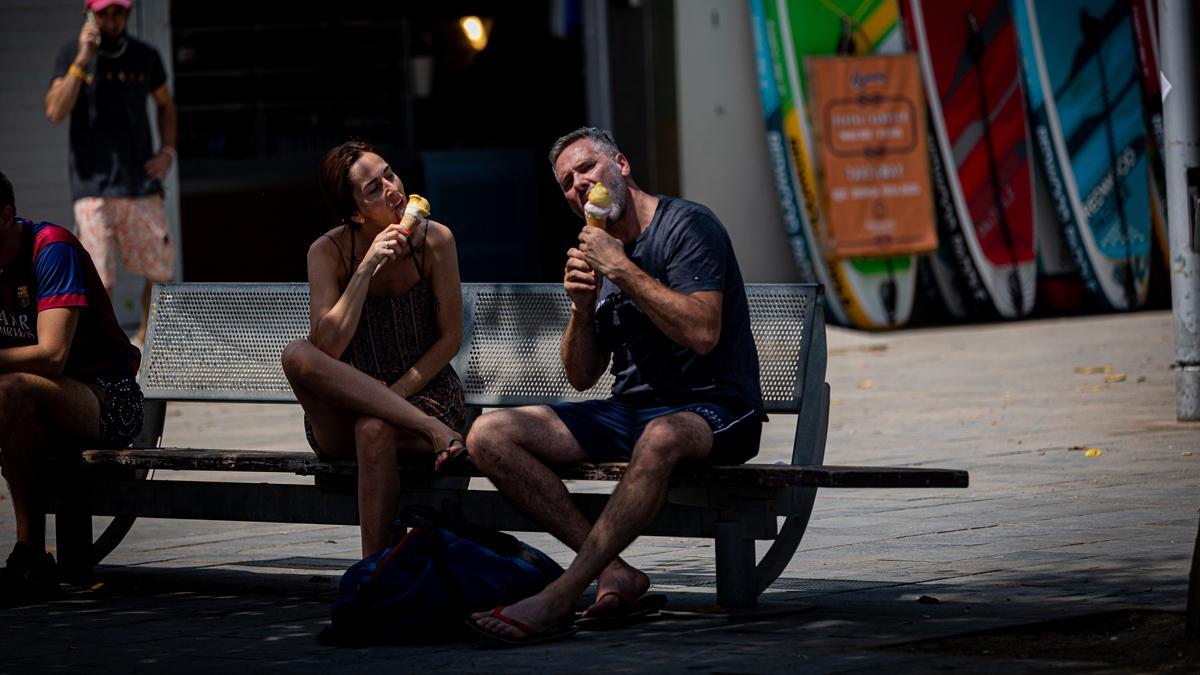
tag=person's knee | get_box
[465,411,515,465]
[280,339,315,380]
[0,373,37,419]
[354,416,396,465]
[633,417,706,468]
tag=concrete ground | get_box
[1,309,1197,672]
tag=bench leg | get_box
[714,521,758,608]
[55,499,94,585]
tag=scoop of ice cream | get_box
[584,183,613,229]
[587,183,612,208]
[405,194,430,218]
[399,194,431,234]
[584,202,611,219]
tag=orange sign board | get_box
[805,54,937,258]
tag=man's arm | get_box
[611,266,722,355]
[577,226,722,355]
[143,83,177,181]
[0,308,80,378]
[45,22,99,123]
[560,248,611,391]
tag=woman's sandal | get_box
[434,439,472,476]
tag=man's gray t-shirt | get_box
[594,195,763,413]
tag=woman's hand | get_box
[360,223,411,275]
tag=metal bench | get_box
[47,282,968,608]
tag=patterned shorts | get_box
[74,195,176,288]
[87,376,145,448]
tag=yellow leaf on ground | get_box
[858,379,873,389]
[1085,448,1102,457]
[1104,373,1127,383]
[1075,385,1105,393]
[1073,366,1114,374]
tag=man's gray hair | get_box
[548,127,621,173]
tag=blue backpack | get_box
[319,507,563,645]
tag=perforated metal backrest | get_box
[141,283,309,401]
[452,284,820,413]
[141,282,823,412]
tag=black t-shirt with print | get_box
[53,36,167,200]
[594,195,763,413]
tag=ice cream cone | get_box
[584,183,613,230]
[399,194,431,234]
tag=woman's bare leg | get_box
[281,339,460,452]
[353,416,430,556]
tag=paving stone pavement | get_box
[1,309,1197,672]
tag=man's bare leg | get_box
[0,373,102,550]
[469,411,712,637]
[467,408,651,608]
[134,279,152,346]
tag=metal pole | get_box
[1188,509,1199,642]
[1158,0,1200,421]
[583,0,614,130]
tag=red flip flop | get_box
[465,606,577,646]
[576,591,668,630]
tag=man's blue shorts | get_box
[546,397,765,464]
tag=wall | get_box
[674,0,800,283]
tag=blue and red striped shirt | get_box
[0,218,139,379]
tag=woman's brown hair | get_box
[318,140,378,229]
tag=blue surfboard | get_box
[1012,0,1151,311]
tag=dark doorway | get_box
[171,1,587,283]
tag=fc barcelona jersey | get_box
[0,218,138,379]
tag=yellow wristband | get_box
[68,64,92,84]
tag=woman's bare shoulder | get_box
[422,219,456,249]
[309,226,349,256]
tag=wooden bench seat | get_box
[47,281,968,608]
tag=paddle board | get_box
[1012,0,1151,311]
[1129,0,1171,281]
[901,0,1037,319]
[748,0,850,326]
[774,0,917,330]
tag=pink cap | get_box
[86,0,132,11]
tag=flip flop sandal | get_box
[434,440,472,476]
[465,606,578,646]
[575,591,668,630]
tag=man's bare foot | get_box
[582,560,650,617]
[468,588,575,640]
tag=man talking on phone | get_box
[44,0,177,350]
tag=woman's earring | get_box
[355,215,365,224]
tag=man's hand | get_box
[77,19,99,68]
[563,248,599,313]
[144,148,174,181]
[577,225,627,278]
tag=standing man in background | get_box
[44,0,177,349]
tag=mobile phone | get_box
[86,9,100,46]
